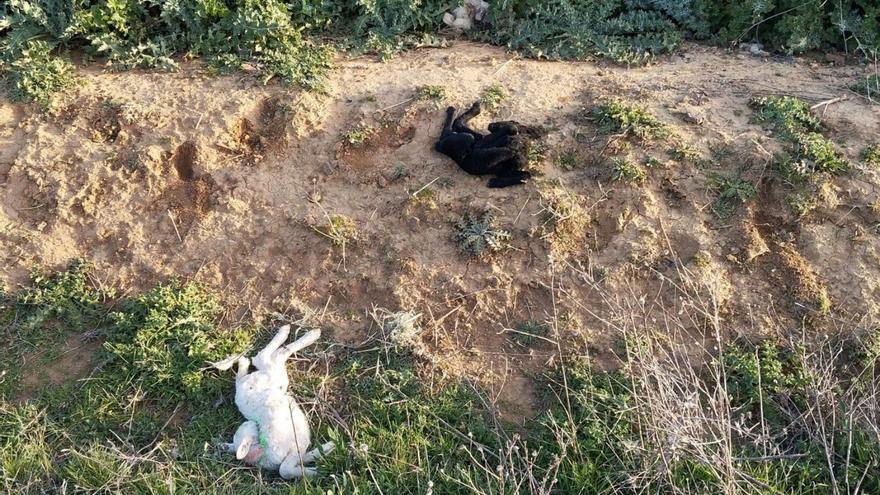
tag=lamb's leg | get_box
[440,106,456,138]
[211,354,240,371]
[235,356,251,380]
[279,453,317,479]
[301,441,336,464]
[253,324,290,369]
[272,329,321,363]
[453,101,483,138]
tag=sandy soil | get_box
[2,42,879,418]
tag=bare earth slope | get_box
[2,42,879,417]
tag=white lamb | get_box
[213,325,334,478]
[443,0,490,31]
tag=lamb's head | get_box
[468,0,489,21]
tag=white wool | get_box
[443,0,490,31]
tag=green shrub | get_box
[4,0,880,104]
[1,0,334,103]
[4,39,75,106]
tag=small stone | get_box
[320,161,337,175]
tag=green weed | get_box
[344,124,375,146]
[556,150,579,170]
[480,84,508,111]
[591,99,670,141]
[416,84,447,102]
[612,157,646,183]
[1,0,333,103]
[3,265,880,494]
[454,211,511,257]
[862,144,880,168]
[750,96,848,174]
[391,163,408,180]
[786,192,817,218]
[710,174,756,219]
[314,214,358,254]
[668,142,700,161]
[528,142,549,166]
[4,40,75,107]
[408,187,437,210]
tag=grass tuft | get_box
[862,144,880,168]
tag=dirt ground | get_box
[2,42,879,418]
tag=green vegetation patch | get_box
[612,157,646,183]
[416,84,447,102]
[750,96,849,174]
[862,144,880,168]
[454,211,511,257]
[591,99,670,141]
[480,84,508,111]
[3,264,880,493]
[710,174,756,219]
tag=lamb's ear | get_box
[236,437,253,460]
[442,12,455,27]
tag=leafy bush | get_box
[3,0,880,105]
[1,0,334,104]
[4,39,74,106]
[481,0,697,64]
[709,0,880,56]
